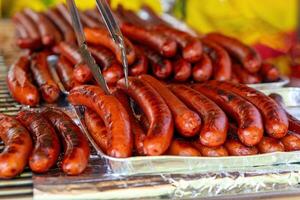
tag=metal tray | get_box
[82,87,300,175]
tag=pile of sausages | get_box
[67,75,300,158]
[0,108,90,179]
[12,4,281,86]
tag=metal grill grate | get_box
[0,55,33,200]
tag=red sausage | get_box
[7,55,40,106]
[138,45,172,79]
[129,48,149,76]
[24,8,62,46]
[260,63,280,82]
[45,8,76,45]
[42,108,90,175]
[15,22,41,50]
[58,42,83,64]
[56,3,79,27]
[166,139,201,156]
[16,110,60,173]
[225,139,258,156]
[79,12,102,28]
[31,52,60,103]
[233,63,262,84]
[68,85,133,158]
[117,77,173,156]
[170,85,228,147]
[192,53,213,82]
[257,137,285,153]
[152,25,202,63]
[0,114,32,178]
[84,108,108,153]
[281,131,300,151]
[120,23,177,57]
[173,57,192,82]
[84,27,136,65]
[13,12,42,48]
[205,33,262,73]
[201,38,232,81]
[73,63,93,84]
[192,141,228,157]
[56,56,80,90]
[210,81,288,138]
[193,83,263,146]
[140,75,201,137]
[113,89,146,155]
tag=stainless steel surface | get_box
[66,0,110,94]
[0,55,33,199]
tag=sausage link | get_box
[120,23,177,57]
[24,8,62,46]
[192,141,228,157]
[170,85,228,147]
[209,80,289,138]
[42,108,90,175]
[84,108,108,153]
[56,56,80,90]
[84,27,136,65]
[260,63,280,82]
[201,38,232,81]
[205,33,262,73]
[173,57,192,82]
[13,12,42,47]
[58,42,83,64]
[166,139,201,156]
[73,63,93,84]
[0,114,32,178]
[281,131,300,151]
[129,48,149,76]
[68,85,133,157]
[16,110,60,173]
[45,8,76,45]
[15,22,41,50]
[233,63,262,84]
[152,25,202,62]
[225,139,258,156]
[79,12,102,28]
[56,3,81,27]
[257,136,285,153]
[137,45,172,79]
[193,83,263,146]
[140,75,201,137]
[192,53,213,82]
[31,52,60,103]
[117,77,173,155]
[231,70,240,84]
[113,89,146,155]
[7,55,40,106]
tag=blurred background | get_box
[1,0,298,75]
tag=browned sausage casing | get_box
[140,75,201,137]
[7,55,40,106]
[120,23,177,58]
[205,33,262,73]
[42,108,90,175]
[170,85,228,147]
[192,141,228,157]
[84,108,108,153]
[233,63,262,84]
[209,81,288,138]
[257,136,285,153]
[192,53,213,82]
[129,48,149,76]
[166,139,201,156]
[173,57,192,82]
[31,52,60,103]
[0,114,32,178]
[117,77,173,156]
[260,63,280,82]
[193,83,263,146]
[225,139,258,156]
[56,56,80,90]
[16,110,60,173]
[15,22,41,50]
[281,131,300,151]
[68,85,133,158]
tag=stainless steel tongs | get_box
[66,0,129,94]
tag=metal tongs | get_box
[66,0,129,94]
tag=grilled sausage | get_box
[209,80,288,138]
[72,63,93,84]
[192,53,213,82]
[173,57,192,82]
[16,110,60,173]
[68,85,133,158]
[260,63,280,82]
[257,136,285,153]
[7,55,40,106]
[15,22,41,50]
[42,108,90,175]
[281,131,300,151]
[31,52,60,103]
[166,139,201,156]
[170,85,228,146]
[192,141,228,156]
[193,83,263,146]
[225,139,258,156]
[129,48,149,76]
[232,63,262,84]
[117,77,173,155]
[205,33,262,73]
[0,114,32,178]
[56,56,79,90]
